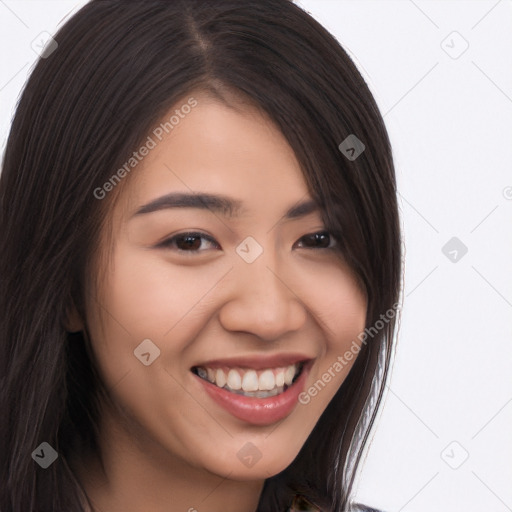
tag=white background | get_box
[1,1,511,511]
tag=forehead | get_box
[117,93,313,219]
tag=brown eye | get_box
[296,231,336,249]
[158,232,220,253]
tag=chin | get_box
[200,439,302,481]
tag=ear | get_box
[63,299,84,333]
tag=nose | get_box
[218,256,308,341]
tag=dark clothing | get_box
[288,494,382,511]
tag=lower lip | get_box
[193,365,310,426]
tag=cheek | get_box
[326,288,367,345]
[324,277,367,376]
[84,247,184,385]
[83,248,209,436]
[298,263,367,405]
[85,245,234,387]
[98,246,228,339]
[304,259,367,349]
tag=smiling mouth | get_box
[191,362,305,398]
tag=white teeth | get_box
[196,367,208,380]
[258,369,275,391]
[227,369,242,390]
[275,370,285,387]
[242,370,259,392]
[195,362,303,394]
[284,365,295,386]
[215,368,226,388]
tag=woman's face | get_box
[83,92,367,481]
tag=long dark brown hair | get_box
[0,1,401,511]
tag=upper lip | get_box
[192,352,315,370]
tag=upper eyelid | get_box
[156,231,218,248]
[157,230,335,250]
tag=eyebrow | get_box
[131,192,319,220]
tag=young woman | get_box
[0,1,401,511]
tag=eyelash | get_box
[157,231,337,254]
